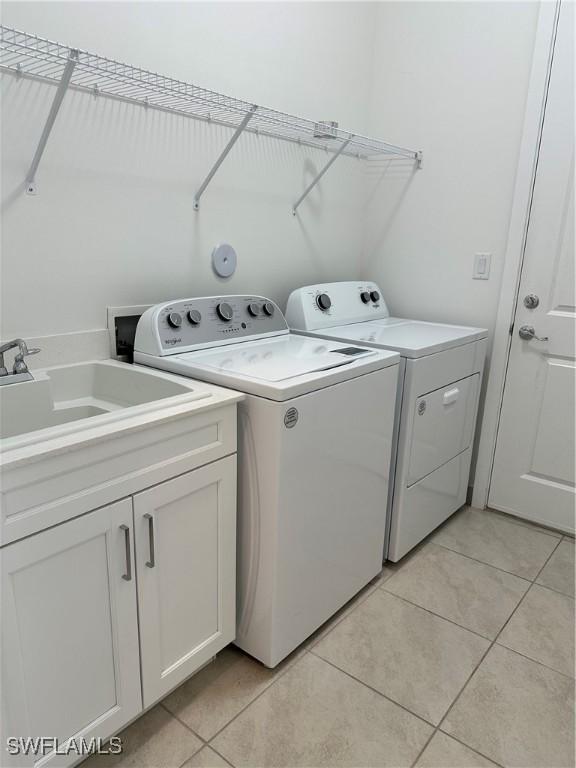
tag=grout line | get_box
[435,730,506,767]
[408,633,496,767]
[485,507,564,540]
[494,637,576,681]
[383,583,573,680]
[410,536,566,768]
[533,579,576,599]
[203,650,308,744]
[173,740,205,768]
[205,744,236,767]
[529,580,575,601]
[161,701,209,744]
[379,585,519,642]
[530,536,565,584]
[173,740,236,768]
[308,648,436,728]
[431,540,545,581]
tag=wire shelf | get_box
[0,25,420,162]
[1,24,422,209]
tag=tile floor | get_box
[86,507,575,768]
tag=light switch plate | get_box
[473,252,492,280]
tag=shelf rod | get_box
[25,48,78,194]
[193,104,258,211]
[292,135,353,215]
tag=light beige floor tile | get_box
[183,747,232,768]
[443,644,576,768]
[83,706,202,768]
[415,732,498,767]
[212,653,432,768]
[536,539,575,597]
[432,507,558,579]
[384,543,529,638]
[162,646,300,741]
[313,590,489,725]
[498,584,575,677]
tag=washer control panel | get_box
[135,295,288,356]
[285,281,390,331]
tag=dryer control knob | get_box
[360,291,371,304]
[187,309,202,325]
[370,290,380,303]
[216,302,234,322]
[316,293,332,311]
[262,302,275,316]
[247,303,261,317]
[167,312,183,328]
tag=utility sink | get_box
[0,360,211,449]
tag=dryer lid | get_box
[303,319,488,358]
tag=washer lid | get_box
[175,335,381,381]
[304,318,488,358]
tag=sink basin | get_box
[0,360,210,447]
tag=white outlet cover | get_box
[212,243,237,278]
[473,252,492,280]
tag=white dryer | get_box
[286,281,488,562]
[134,295,399,667]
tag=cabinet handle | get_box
[144,513,155,568]
[120,524,132,581]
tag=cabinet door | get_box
[1,499,142,768]
[134,456,236,706]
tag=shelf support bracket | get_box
[193,105,258,211]
[25,48,78,195]
[292,135,353,216]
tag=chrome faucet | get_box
[0,339,41,385]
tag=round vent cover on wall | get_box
[212,243,237,278]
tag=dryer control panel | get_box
[285,281,390,331]
[135,295,288,356]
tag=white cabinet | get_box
[134,456,236,705]
[1,455,237,768]
[1,498,142,767]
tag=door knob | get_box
[523,294,540,309]
[519,325,549,342]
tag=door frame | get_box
[472,0,562,509]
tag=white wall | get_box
[1,2,540,355]
[1,1,377,340]
[362,1,540,336]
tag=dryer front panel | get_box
[407,374,480,486]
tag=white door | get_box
[490,0,575,533]
[1,499,142,768]
[134,456,236,706]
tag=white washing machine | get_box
[286,281,488,562]
[134,295,399,667]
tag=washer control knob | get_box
[370,290,380,303]
[262,302,275,317]
[360,291,371,304]
[167,312,183,329]
[316,293,332,311]
[247,303,261,317]
[216,302,234,322]
[187,309,202,325]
